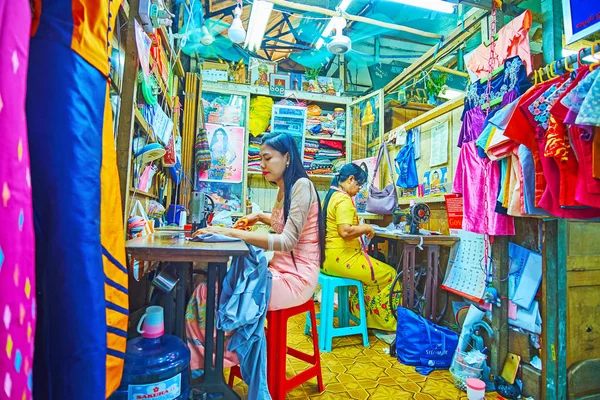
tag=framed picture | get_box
[248,57,277,88]
[269,73,290,90]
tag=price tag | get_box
[269,84,286,96]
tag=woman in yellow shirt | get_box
[322,163,398,331]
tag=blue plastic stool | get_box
[305,272,369,352]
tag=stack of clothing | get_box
[304,139,319,169]
[248,136,262,172]
[306,114,337,137]
[304,139,345,175]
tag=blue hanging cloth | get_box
[395,129,419,189]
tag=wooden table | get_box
[370,232,459,322]
[126,231,249,400]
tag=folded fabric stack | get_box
[304,139,346,175]
[302,139,319,169]
[248,136,262,171]
[306,114,337,137]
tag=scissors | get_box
[233,218,253,231]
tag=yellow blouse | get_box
[325,192,360,250]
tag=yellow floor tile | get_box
[227,311,498,399]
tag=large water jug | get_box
[109,306,190,400]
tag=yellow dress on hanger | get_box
[322,191,399,331]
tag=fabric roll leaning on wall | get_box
[0,1,36,399]
[27,0,128,398]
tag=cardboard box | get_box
[521,364,542,399]
[509,330,534,364]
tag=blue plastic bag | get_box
[394,129,419,189]
[396,307,458,369]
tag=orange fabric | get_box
[71,0,120,76]
[467,10,533,78]
[101,85,128,397]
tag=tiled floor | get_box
[226,312,497,399]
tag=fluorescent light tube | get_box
[244,0,274,52]
[389,0,455,14]
[439,88,464,100]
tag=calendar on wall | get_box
[441,230,489,302]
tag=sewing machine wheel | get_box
[411,203,430,224]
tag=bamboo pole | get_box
[264,0,441,39]
[432,65,470,78]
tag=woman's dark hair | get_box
[261,132,325,265]
[322,163,368,231]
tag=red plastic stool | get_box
[228,299,324,399]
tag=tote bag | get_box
[395,129,419,189]
[396,307,458,368]
[365,143,398,215]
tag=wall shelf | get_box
[305,135,346,142]
[202,81,354,105]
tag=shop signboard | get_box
[562,0,600,44]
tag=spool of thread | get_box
[179,210,187,228]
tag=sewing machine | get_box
[190,192,215,232]
[392,202,431,235]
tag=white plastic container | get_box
[466,377,486,400]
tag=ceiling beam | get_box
[264,0,441,39]
[384,8,487,93]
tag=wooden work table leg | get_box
[402,245,417,309]
[192,262,241,400]
[424,245,440,322]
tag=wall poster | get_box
[198,123,245,183]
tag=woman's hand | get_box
[233,213,261,229]
[363,224,375,239]
[192,225,238,238]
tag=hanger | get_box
[537,68,546,84]
[577,48,588,68]
[564,55,574,72]
[589,41,600,71]
[533,69,539,85]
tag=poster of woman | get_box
[198,123,245,183]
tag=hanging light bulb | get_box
[200,25,214,46]
[228,3,246,44]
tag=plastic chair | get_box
[228,299,324,399]
[305,272,369,352]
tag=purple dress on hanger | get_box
[0,1,36,400]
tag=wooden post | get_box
[542,219,559,399]
[116,0,141,224]
[491,235,509,376]
[541,0,563,65]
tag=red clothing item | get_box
[571,127,600,208]
[466,10,533,78]
[544,117,581,207]
[503,85,553,206]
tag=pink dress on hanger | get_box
[0,2,36,399]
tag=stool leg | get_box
[276,313,291,400]
[309,303,325,393]
[304,310,311,335]
[337,285,349,328]
[320,279,333,352]
[266,312,282,398]
[356,284,370,348]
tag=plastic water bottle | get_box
[109,306,190,400]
